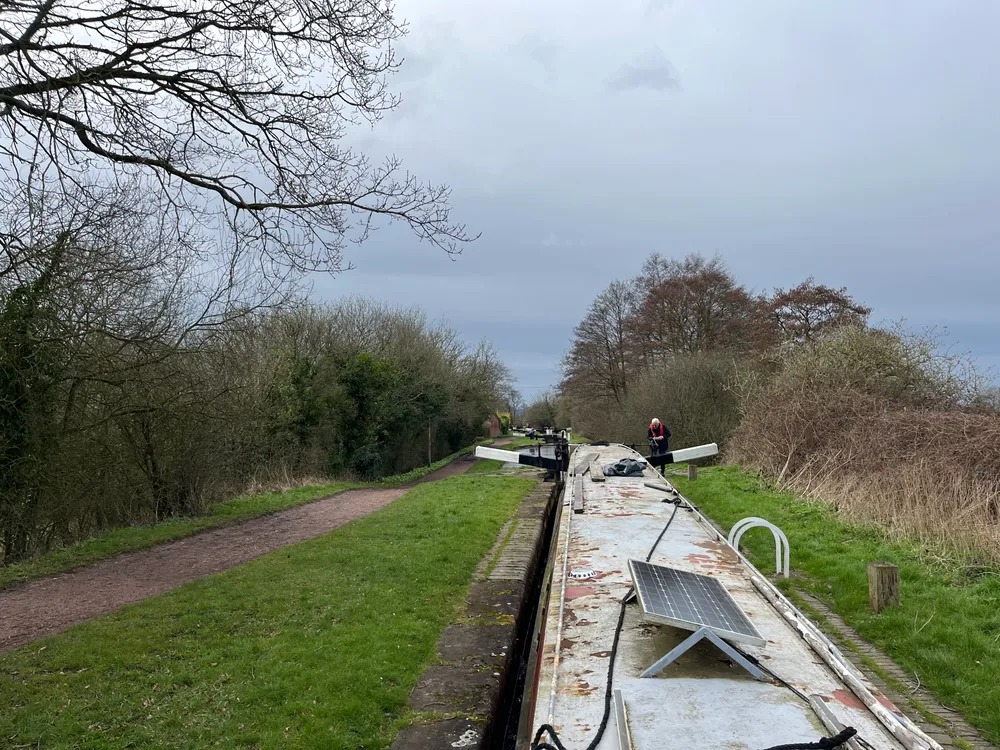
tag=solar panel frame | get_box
[628,559,766,648]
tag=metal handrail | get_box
[728,517,790,578]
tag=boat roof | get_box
[530,443,923,750]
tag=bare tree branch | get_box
[0,0,474,273]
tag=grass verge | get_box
[377,439,493,485]
[466,436,536,474]
[467,459,504,473]
[0,474,535,749]
[0,482,357,591]
[0,440,494,591]
[674,465,1000,744]
[498,436,538,451]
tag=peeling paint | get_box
[876,694,897,712]
[832,689,865,710]
[570,679,596,696]
[530,443,921,750]
[563,586,596,600]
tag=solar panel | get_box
[628,560,766,647]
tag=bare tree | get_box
[562,280,637,405]
[631,254,764,360]
[0,0,472,274]
[524,391,559,430]
[769,278,871,343]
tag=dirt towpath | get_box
[0,444,505,653]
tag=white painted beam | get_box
[475,446,522,462]
[669,443,718,463]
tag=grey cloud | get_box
[321,0,1000,396]
[606,49,680,92]
[644,0,673,16]
[393,20,458,82]
[516,34,560,70]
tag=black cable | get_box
[646,501,680,562]
[532,474,869,750]
[760,726,857,750]
[531,499,681,750]
[735,650,877,750]
[733,644,810,704]
[532,590,629,750]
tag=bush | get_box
[567,352,747,453]
[0,294,514,563]
[730,326,1000,561]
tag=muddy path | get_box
[0,441,507,652]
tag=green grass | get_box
[0,483,356,591]
[0,441,494,592]
[376,439,493,485]
[499,436,538,451]
[466,435,534,474]
[675,466,1000,744]
[467,458,510,473]
[0,474,535,749]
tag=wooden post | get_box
[687,464,698,481]
[868,562,900,612]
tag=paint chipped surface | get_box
[530,444,910,750]
[563,585,596,600]
[834,688,867,710]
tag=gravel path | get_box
[0,447,500,652]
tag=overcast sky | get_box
[313,0,1000,401]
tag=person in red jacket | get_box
[647,418,670,456]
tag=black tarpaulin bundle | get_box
[602,458,647,477]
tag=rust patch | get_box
[564,586,596,600]
[569,679,596,696]
[575,619,596,627]
[694,539,740,562]
[684,553,717,568]
[832,689,865,710]
[876,694,897,711]
[560,638,575,651]
[590,650,612,658]
[683,540,743,574]
[590,569,620,580]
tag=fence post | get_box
[687,464,698,481]
[868,562,900,612]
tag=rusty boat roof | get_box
[528,442,935,750]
